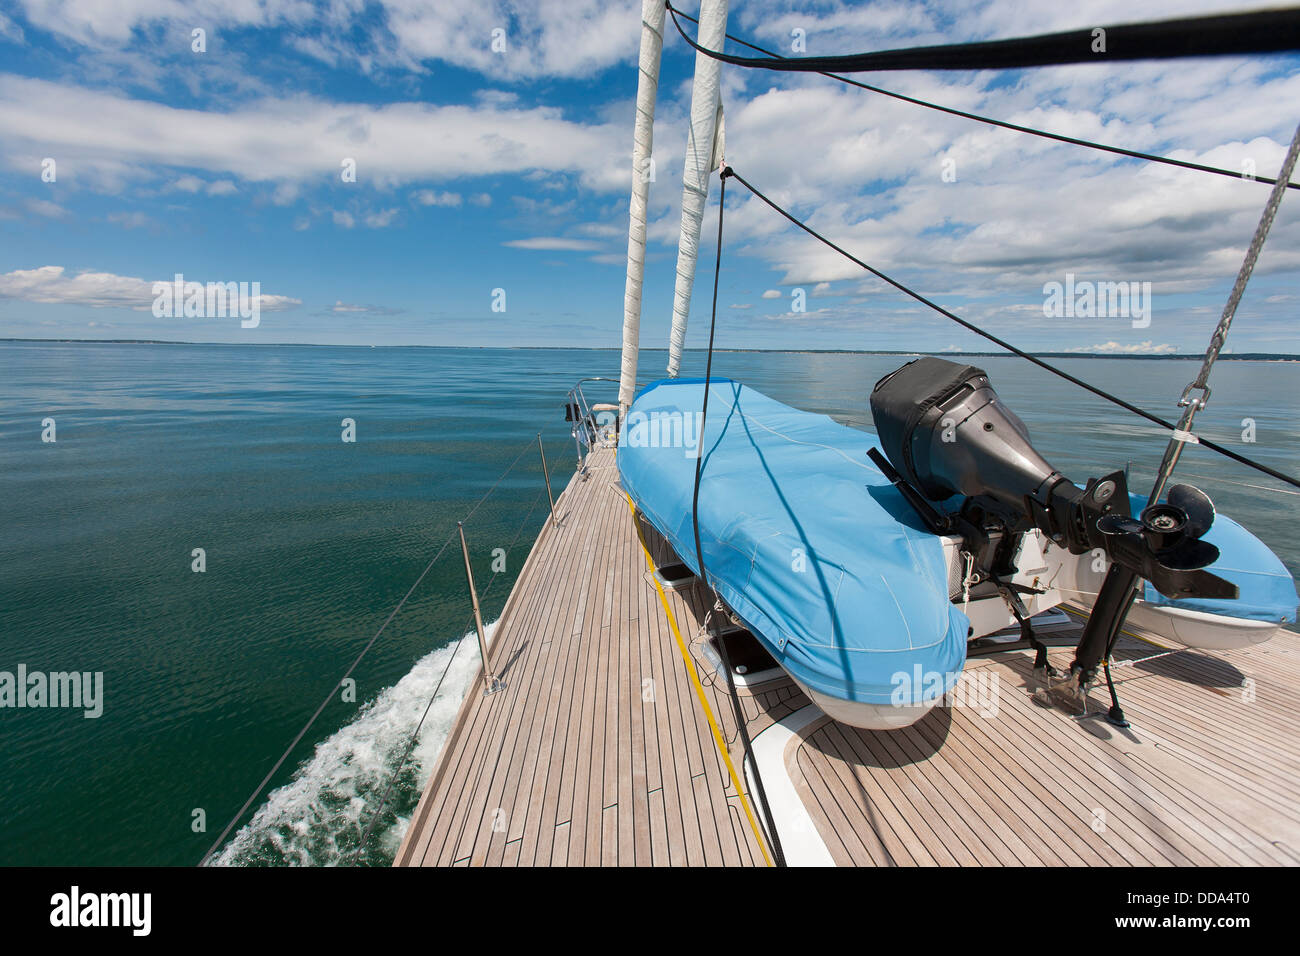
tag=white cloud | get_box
[12,0,311,45]
[0,10,24,41]
[0,76,627,193]
[170,175,237,196]
[107,211,151,229]
[332,210,355,228]
[504,237,603,251]
[373,0,639,80]
[0,265,299,311]
[0,265,152,308]
[364,207,399,228]
[761,289,782,299]
[10,0,639,80]
[707,59,1300,306]
[412,189,462,207]
[1067,340,1179,354]
[330,300,402,316]
[26,198,68,219]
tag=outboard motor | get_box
[869,357,1236,697]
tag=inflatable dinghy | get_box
[619,362,1297,729]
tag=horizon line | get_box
[2,337,1299,359]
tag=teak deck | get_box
[396,445,1300,867]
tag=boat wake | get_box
[212,622,495,867]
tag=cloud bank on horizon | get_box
[0,0,1297,354]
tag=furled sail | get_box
[618,0,667,413]
[666,0,728,377]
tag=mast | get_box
[618,0,667,417]
[666,0,729,377]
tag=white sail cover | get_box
[619,0,667,412]
[666,0,729,377]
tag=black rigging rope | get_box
[665,3,1300,192]
[692,169,787,867]
[665,3,1300,74]
[722,166,1300,492]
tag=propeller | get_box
[1091,483,1235,600]
[1167,483,1216,539]
[1070,479,1237,691]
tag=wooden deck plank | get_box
[521,482,618,865]
[986,665,1233,865]
[398,443,1300,868]
[396,469,574,866]
[788,635,1300,866]
[540,475,622,863]
[396,448,767,866]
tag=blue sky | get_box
[1,0,1298,354]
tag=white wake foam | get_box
[213,622,495,866]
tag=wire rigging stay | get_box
[717,166,1300,492]
[665,3,1300,191]
[352,477,552,864]
[199,434,547,867]
[660,2,1299,490]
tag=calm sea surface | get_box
[2,342,1297,865]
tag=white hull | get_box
[1046,540,1284,650]
[1067,598,1284,650]
[798,680,941,731]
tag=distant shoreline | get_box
[3,338,1298,361]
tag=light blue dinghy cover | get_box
[619,378,969,707]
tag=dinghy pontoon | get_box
[620,360,1297,729]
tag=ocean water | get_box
[1,342,1297,866]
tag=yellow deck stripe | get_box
[624,493,774,867]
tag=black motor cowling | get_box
[869,356,1238,683]
[869,357,1235,598]
[870,357,1067,515]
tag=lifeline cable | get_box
[665,3,1300,74]
[722,166,1300,492]
[199,434,542,866]
[665,3,1299,192]
[690,167,787,866]
[351,478,552,864]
